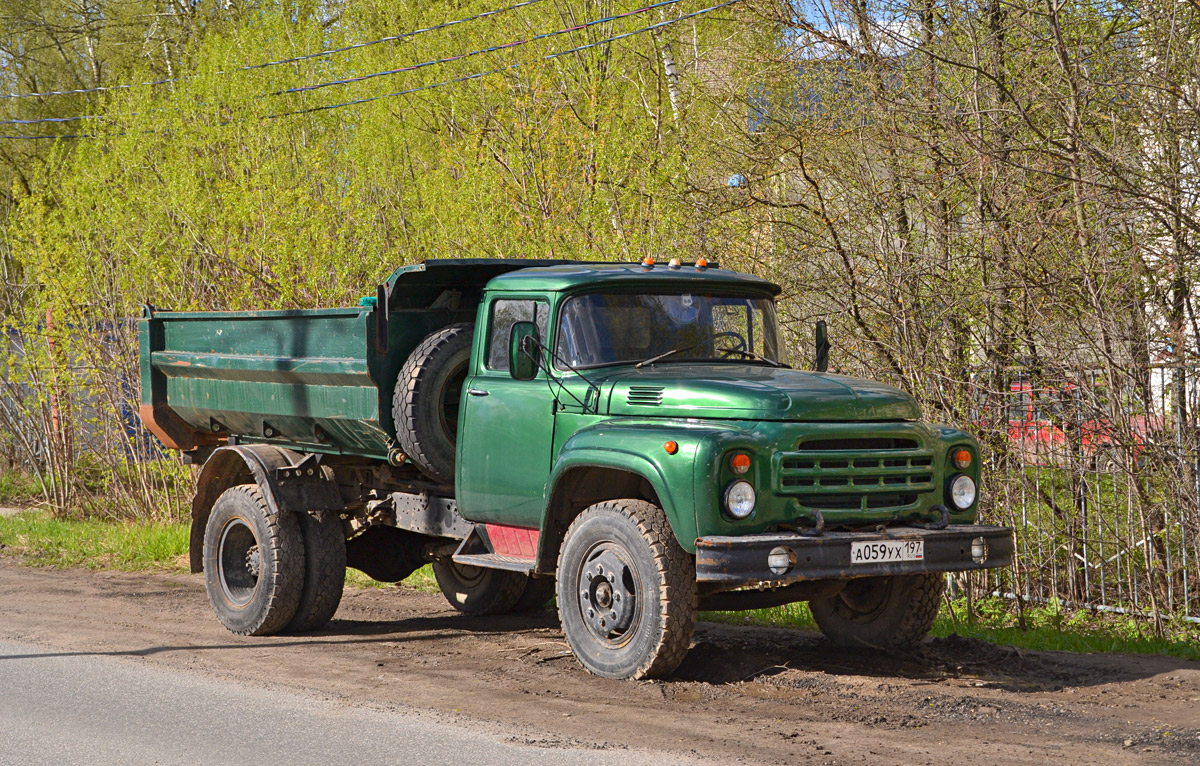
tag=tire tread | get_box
[204,484,305,637]
[392,323,473,485]
[557,499,696,680]
[286,510,347,633]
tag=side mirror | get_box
[814,320,830,373]
[509,321,540,381]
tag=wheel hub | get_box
[577,547,636,642]
[245,546,261,578]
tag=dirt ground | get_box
[0,562,1196,765]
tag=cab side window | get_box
[486,299,549,372]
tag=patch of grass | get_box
[934,596,1200,661]
[704,593,1200,662]
[345,564,439,593]
[0,510,187,571]
[0,470,44,506]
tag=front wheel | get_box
[556,499,696,680]
[809,573,944,650]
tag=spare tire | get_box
[393,323,473,484]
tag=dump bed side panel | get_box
[140,307,388,458]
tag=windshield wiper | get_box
[635,331,785,370]
[634,338,711,369]
[719,347,788,368]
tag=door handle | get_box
[467,388,489,397]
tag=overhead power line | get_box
[1,0,744,139]
[272,0,741,119]
[0,0,547,101]
[2,0,690,127]
[272,0,690,97]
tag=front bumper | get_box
[695,524,1013,588]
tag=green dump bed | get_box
[138,259,572,459]
[139,305,391,458]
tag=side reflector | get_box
[664,441,679,454]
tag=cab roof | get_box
[380,259,780,309]
[483,261,781,296]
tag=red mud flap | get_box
[695,524,1013,587]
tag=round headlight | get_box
[950,474,977,510]
[724,480,756,519]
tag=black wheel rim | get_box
[217,517,260,607]
[575,542,640,647]
[445,561,485,589]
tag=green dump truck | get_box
[139,258,1012,679]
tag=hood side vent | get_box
[627,385,665,406]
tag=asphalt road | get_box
[0,639,681,766]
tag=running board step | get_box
[451,523,539,574]
[451,552,537,573]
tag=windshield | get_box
[556,291,781,369]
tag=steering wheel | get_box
[712,330,748,358]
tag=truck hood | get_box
[602,364,921,421]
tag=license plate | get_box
[850,540,924,564]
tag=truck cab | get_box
[139,259,1013,680]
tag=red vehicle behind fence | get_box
[976,380,1160,470]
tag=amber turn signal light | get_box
[730,453,751,475]
[664,441,679,454]
[953,449,972,469]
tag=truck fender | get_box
[189,445,343,573]
[538,448,695,570]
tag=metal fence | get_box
[971,366,1200,624]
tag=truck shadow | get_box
[2,609,1192,696]
[669,622,1198,692]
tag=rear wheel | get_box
[286,510,346,632]
[203,485,304,636]
[556,499,696,680]
[432,561,526,615]
[809,573,944,650]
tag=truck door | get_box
[456,297,554,528]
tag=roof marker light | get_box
[695,258,708,270]
[668,258,682,270]
[642,256,655,269]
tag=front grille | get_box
[794,493,920,510]
[626,386,664,406]
[777,437,935,512]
